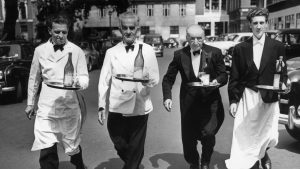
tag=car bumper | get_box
[279,105,300,130]
[0,83,15,94]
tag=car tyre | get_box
[285,125,300,142]
[12,80,23,103]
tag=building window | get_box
[211,0,219,11]
[297,13,300,28]
[285,15,294,28]
[99,8,106,18]
[19,1,27,19]
[141,26,150,35]
[131,5,138,14]
[163,4,170,16]
[170,26,179,34]
[251,0,257,6]
[221,0,226,11]
[205,0,210,10]
[179,4,186,16]
[147,4,154,16]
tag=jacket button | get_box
[133,91,136,93]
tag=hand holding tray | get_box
[115,74,149,83]
[46,82,81,90]
[255,85,285,92]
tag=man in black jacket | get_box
[225,8,287,169]
[162,24,228,169]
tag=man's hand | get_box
[229,103,237,118]
[211,79,220,86]
[98,110,106,125]
[25,105,36,120]
[163,99,172,112]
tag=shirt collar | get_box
[190,49,202,57]
[253,33,266,46]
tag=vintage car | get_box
[273,29,300,141]
[0,41,34,103]
[143,34,164,57]
[79,41,100,72]
[163,38,179,48]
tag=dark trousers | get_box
[107,112,149,169]
[39,144,85,169]
[181,99,224,166]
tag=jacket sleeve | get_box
[75,49,89,90]
[213,48,228,87]
[27,48,42,106]
[98,49,112,110]
[228,46,242,104]
[162,51,179,101]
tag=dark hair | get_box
[247,8,269,22]
[46,12,71,30]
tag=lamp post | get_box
[108,10,112,37]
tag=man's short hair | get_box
[247,8,269,22]
[119,11,139,26]
[46,12,71,29]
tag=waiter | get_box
[97,12,159,169]
[162,24,227,169]
[225,8,287,169]
[25,12,88,169]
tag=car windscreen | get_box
[144,36,162,44]
[0,46,11,58]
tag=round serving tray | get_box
[46,82,80,90]
[115,74,149,83]
[187,82,220,88]
[255,85,284,92]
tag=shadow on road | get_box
[94,158,145,169]
[276,130,300,154]
[149,151,229,169]
[59,161,75,169]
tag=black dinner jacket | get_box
[162,44,228,114]
[228,36,287,104]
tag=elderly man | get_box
[162,24,228,169]
[225,8,287,169]
[25,12,88,169]
[97,12,159,169]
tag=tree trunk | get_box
[1,0,18,41]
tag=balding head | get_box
[119,12,139,45]
[186,24,205,51]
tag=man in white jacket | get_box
[25,12,88,169]
[98,12,159,169]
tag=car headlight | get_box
[0,70,3,80]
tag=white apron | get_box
[225,88,279,169]
[31,83,82,155]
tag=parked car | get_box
[163,38,179,48]
[267,28,300,141]
[0,41,34,102]
[79,41,100,72]
[143,34,164,57]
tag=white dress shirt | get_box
[190,49,202,77]
[253,34,266,70]
[98,40,159,116]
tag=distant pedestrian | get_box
[25,12,88,169]
[162,24,228,169]
[225,8,287,169]
[97,11,159,169]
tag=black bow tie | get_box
[125,45,134,52]
[53,44,64,52]
[193,50,200,56]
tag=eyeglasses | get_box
[53,30,68,34]
[121,26,136,31]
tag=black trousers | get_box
[39,144,85,169]
[181,98,224,166]
[107,112,149,169]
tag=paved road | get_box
[1,48,300,169]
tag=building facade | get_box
[227,0,259,33]
[267,0,300,30]
[84,0,229,42]
[0,0,37,41]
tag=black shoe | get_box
[200,163,210,169]
[261,153,272,169]
[190,164,200,169]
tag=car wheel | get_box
[87,60,93,72]
[285,125,300,141]
[12,80,23,103]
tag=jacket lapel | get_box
[181,46,192,80]
[259,36,272,73]
[200,45,212,71]
[47,41,70,63]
